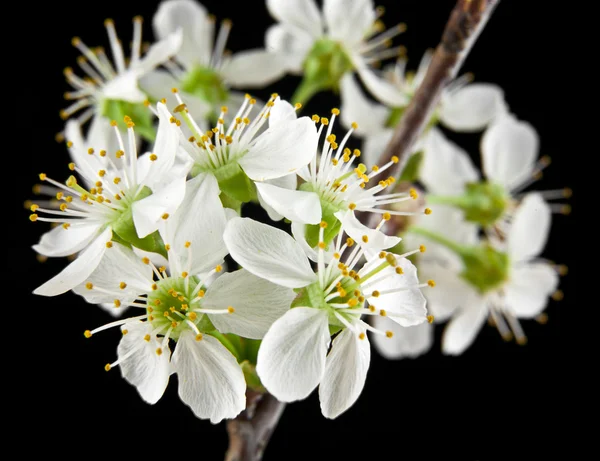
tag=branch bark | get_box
[375,0,500,180]
[224,391,286,461]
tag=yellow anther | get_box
[320,117,329,125]
[369,305,376,312]
[379,309,387,317]
[171,321,178,328]
[427,315,435,324]
[181,271,189,278]
[143,334,151,342]
[119,282,127,290]
[346,237,355,247]
[427,279,436,287]
[66,196,73,203]
[227,306,235,314]
[188,312,198,321]
[552,290,564,301]
[121,329,129,336]
[362,235,369,243]
[371,165,380,172]
[536,313,549,324]
[243,117,250,124]
[155,348,163,356]
[563,187,573,198]
[386,331,394,338]
[116,150,125,159]
[561,205,571,215]
[177,295,185,302]
[161,213,169,220]
[419,245,426,253]
[333,252,341,260]
[153,299,161,306]
[151,283,158,291]
[114,299,121,307]
[382,212,391,221]
[358,296,365,302]
[372,290,380,298]
[347,298,358,307]
[195,334,203,341]
[395,267,404,275]
[424,208,432,215]
[62,223,71,230]
[113,177,121,184]
[348,203,357,210]
[318,242,326,249]
[294,103,302,109]
[104,364,111,372]
[332,158,339,166]
[197,290,205,298]
[99,150,107,157]
[38,173,47,181]
[165,244,171,251]
[318,221,328,229]
[142,257,150,264]
[331,108,340,116]
[84,330,92,338]
[143,100,151,107]
[185,241,191,248]
[171,87,179,93]
[160,98,167,104]
[410,188,418,199]
[173,103,187,113]
[358,332,366,340]
[149,154,158,161]
[391,155,399,164]
[249,98,256,105]
[351,122,358,130]
[215,265,223,272]
[29,204,39,212]
[159,266,166,273]
[385,253,398,267]
[85,282,93,290]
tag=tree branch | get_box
[375,0,500,179]
[224,391,286,461]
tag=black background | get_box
[12,0,576,458]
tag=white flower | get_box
[141,0,286,118]
[61,17,182,135]
[32,103,183,296]
[224,216,430,418]
[166,93,318,206]
[421,114,572,230]
[339,51,507,166]
[253,109,430,259]
[75,173,294,423]
[266,0,407,101]
[413,194,560,354]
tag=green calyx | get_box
[181,65,229,117]
[192,157,257,207]
[292,38,354,105]
[146,277,213,341]
[428,181,509,227]
[109,186,168,258]
[101,98,155,142]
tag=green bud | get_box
[101,98,155,142]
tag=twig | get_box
[224,391,286,461]
[376,0,500,181]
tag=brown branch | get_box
[376,0,500,181]
[224,391,286,461]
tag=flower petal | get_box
[266,0,323,37]
[101,71,147,103]
[355,64,410,107]
[481,116,539,189]
[339,74,389,137]
[162,173,228,275]
[239,116,319,181]
[324,0,375,46]
[172,331,246,424]
[33,227,112,296]
[440,83,507,132]
[33,222,102,258]
[319,327,370,419]
[256,173,298,221]
[256,183,322,224]
[362,129,393,169]
[64,120,108,186]
[335,210,401,250]
[135,29,183,76]
[370,318,433,359]
[221,50,287,88]
[204,269,295,339]
[117,322,171,404]
[269,97,298,127]
[367,257,427,326]
[291,220,320,262]
[265,24,313,73]
[152,0,212,68]
[224,218,316,288]
[421,128,479,195]
[132,174,187,238]
[256,307,330,402]
[508,193,551,262]
[504,263,558,318]
[442,298,488,355]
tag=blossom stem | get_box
[224,391,286,461]
[290,78,325,107]
[409,226,466,255]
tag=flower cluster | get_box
[28,0,567,430]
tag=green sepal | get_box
[219,193,242,215]
[241,360,266,393]
[101,98,156,142]
[181,65,229,109]
[298,182,344,249]
[460,245,510,295]
[399,151,424,182]
[192,161,257,204]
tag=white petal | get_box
[508,193,551,262]
[87,115,124,157]
[135,29,183,75]
[163,173,228,275]
[319,327,370,419]
[72,242,153,304]
[266,0,323,37]
[33,222,102,257]
[101,71,147,103]
[418,261,474,321]
[356,64,410,107]
[117,322,171,404]
[64,120,108,185]
[256,308,330,402]
[505,263,558,318]
[256,173,298,221]
[370,317,433,359]
[239,116,319,181]
[324,0,376,46]
[256,183,322,224]
[440,83,507,132]
[269,97,298,127]
[137,103,181,189]
[367,257,427,326]
[152,0,212,68]
[221,50,287,88]
[335,210,400,250]
[442,299,488,355]
[133,174,187,238]
[291,220,320,262]
[481,117,539,189]
[339,74,389,137]
[172,331,246,424]
[203,269,295,339]
[265,24,313,73]
[362,129,394,169]
[421,128,479,195]
[33,227,112,297]
[224,218,316,288]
